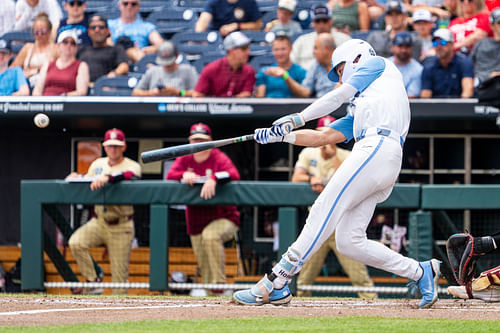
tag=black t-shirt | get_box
[58,14,91,46]
[77,45,128,82]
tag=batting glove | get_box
[270,113,305,136]
[254,128,284,144]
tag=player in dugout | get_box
[66,128,141,295]
[233,39,441,309]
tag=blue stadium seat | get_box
[132,53,189,73]
[92,75,140,96]
[191,54,224,74]
[170,0,206,12]
[256,0,278,14]
[147,8,197,38]
[171,31,223,57]
[0,31,35,54]
[249,54,276,73]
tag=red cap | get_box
[103,128,126,146]
[189,123,212,140]
[316,116,336,129]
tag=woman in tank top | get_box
[10,13,56,88]
[327,0,370,32]
[33,30,89,96]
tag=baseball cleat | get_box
[232,275,292,306]
[417,259,441,309]
[447,286,469,299]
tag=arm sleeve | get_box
[345,57,385,93]
[14,67,28,90]
[217,153,240,180]
[187,66,199,90]
[421,64,433,91]
[299,83,358,123]
[194,66,212,94]
[301,67,315,91]
[460,56,474,79]
[165,158,187,180]
[256,69,266,86]
[135,68,153,90]
[330,114,354,142]
[241,67,256,93]
[247,0,263,20]
[294,149,310,171]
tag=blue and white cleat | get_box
[417,259,441,309]
[233,275,292,306]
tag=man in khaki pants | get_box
[67,128,141,295]
[166,123,240,296]
[292,117,376,299]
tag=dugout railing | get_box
[20,180,423,294]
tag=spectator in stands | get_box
[132,41,198,97]
[10,13,57,90]
[404,0,452,23]
[420,28,474,98]
[0,0,16,37]
[0,40,30,96]
[471,8,500,85]
[389,32,423,98]
[367,1,422,60]
[193,31,255,97]
[327,0,371,33]
[108,0,164,63]
[264,0,302,37]
[77,15,129,83]
[362,0,390,23]
[33,30,89,96]
[166,123,240,296]
[67,128,142,295]
[412,9,436,61]
[57,0,91,46]
[294,116,377,300]
[291,33,337,98]
[449,0,492,55]
[290,4,351,70]
[255,34,306,98]
[14,0,63,37]
[195,0,263,37]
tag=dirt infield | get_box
[0,296,499,326]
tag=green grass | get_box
[0,317,498,333]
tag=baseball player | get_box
[294,116,376,299]
[67,128,141,295]
[446,232,500,302]
[233,39,441,308]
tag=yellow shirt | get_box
[294,146,350,184]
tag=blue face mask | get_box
[432,39,448,47]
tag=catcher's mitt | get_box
[446,233,483,286]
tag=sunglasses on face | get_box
[432,39,448,47]
[89,24,106,31]
[314,19,330,24]
[62,39,77,46]
[33,29,48,36]
[68,1,84,7]
[121,1,139,6]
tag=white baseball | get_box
[34,113,50,128]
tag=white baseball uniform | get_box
[290,56,422,281]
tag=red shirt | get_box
[43,59,81,96]
[194,57,255,97]
[166,148,240,235]
[449,12,493,46]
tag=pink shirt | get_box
[194,57,255,97]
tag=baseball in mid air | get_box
[34,113,49,128]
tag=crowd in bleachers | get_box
[0,0,499,98]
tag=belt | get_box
[355,127,404,147]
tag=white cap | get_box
[57,30,80,44]
[278,0,297,12]
[432,28,454,42]
[413,9,433,22]
[223,31,251,50]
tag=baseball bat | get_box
[141,134,255,163]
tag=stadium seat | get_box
[171,31,223,58]
[256,0,278,14]
[84,1,110,15]
[147,8,197,38]
[191,53,224,74]
[249,54,275,73]
[0,31,34,54]
[92,75,140,96]
[132,53,189,73]
[350,30,370,41]
[170,0,206,12]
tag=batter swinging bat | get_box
[141,134,255,163]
